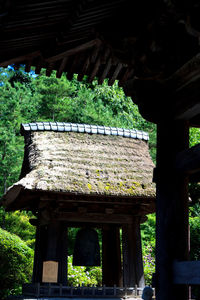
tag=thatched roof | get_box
[2,122,155,211]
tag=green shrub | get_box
[143,243,155,285]
[0,227,34,299]
[68,255,102,286]
[190,216,200,260]
[0,209,36,248]
[141,214,156,285]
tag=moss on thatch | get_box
[3,130,155,209]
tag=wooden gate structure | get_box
[2,122,155,296]
[0,1,200,299]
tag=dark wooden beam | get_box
[56,57,69,78]
[66,54,80,80]
[77,55,90,81]
[89,57,101,82]
[53,212,134,224]
[176,143,200,175]
[156,120,189,300]
[46,39,101,63]
[98,57,112,84]
[0,51,42,67]
[176,103,200,121]
[108,63,123,86]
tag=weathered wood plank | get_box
[176,142,200,175]
[173,260,200,285]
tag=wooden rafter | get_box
[0,51,42,67]
[46,39,101,63]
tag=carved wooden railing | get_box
[22,283,145,298]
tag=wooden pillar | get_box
[134,218,145,288]
[58,225,68,285]
[102,225,122,286]
[156,120,189,300]
[32,224,45,283]
[122,218,144,288]
[32,220,68,284]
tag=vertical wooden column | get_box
[45,221,68,284]
[32,220,68,284]
[46,221,60,260]
[58,225,68,285]
[122,218,144,288]
[156,120,189,300]
[134,218,145,288]
[102,225,122,286]
[32,224,46,283]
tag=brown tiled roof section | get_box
[14,130,155,198]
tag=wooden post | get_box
[156,120,189,300]
[33,219,68,284]
[122,223,135,287]
[102,225,122,286]
[46,221,60,260]
[122,218,145,288]
[45,221,68,284]
[32,223,44,283]
[134,218,145,288]
[58,225,68,285]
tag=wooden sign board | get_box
[42,260,58,283]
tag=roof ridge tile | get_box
[20,122,149,141]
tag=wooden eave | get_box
[0,0,200,124]
[4,189,155,224]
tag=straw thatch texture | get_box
[3,129,155,209]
